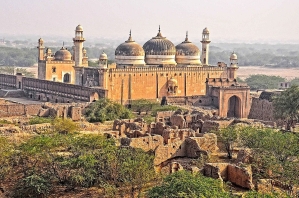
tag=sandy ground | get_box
[23,65,299,80]
[238,66,299,80]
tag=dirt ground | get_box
[238,66,299,80]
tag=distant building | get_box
[278,82,290,89]
[35,25,251,118]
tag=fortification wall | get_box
[0,104,41,117]
[248,97,274,121]
[106,66,225,103]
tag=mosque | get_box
[36,25,251,118]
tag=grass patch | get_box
[29,117,53,125]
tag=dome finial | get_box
[156,25,163,37]
[185,31,189,42]
[126,29,134,42]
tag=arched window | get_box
[63,73,70,83]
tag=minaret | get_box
[73,25,85,67]
[99,51,108,69]
[200,27,211,66]
[228,52,239,79]
[37,38,45,61]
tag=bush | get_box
[147,170,231,198]
[12,174,51,198]
[52,117,78,134]
[85,98,133,123]
[151,105,180,116]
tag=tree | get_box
[84,98,133,123]
[245,74,285,90]
[273,85,299,130]
[239,126,299,186]
[147,170,231,198]
[213,126,239,159]
[118,147,156,197]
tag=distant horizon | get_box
[1,32,299,45]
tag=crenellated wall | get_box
[101,66,225,104]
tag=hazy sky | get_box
[0,0,298,43]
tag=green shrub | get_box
[12,174,51,198]
[29,116,53,125]
[52,117,78,134]
[0,119,12,125]
[147,170,231,198]
[85,98,134,123]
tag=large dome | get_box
[54,47,72,61]
[143,27,176,56]
[143,27,176,65]
[175,32,201,66]
[115,31,145,66]
[115,33,145,56]
[176,34,200,56]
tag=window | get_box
[53,77,56,81]
[63,73,70,83]
[52,67,56,73]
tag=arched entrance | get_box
[227,95,241,118]
[89,92,99,102]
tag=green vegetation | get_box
[130,99,181,116]
[0,119,12,125]
[213,126,239,159]
[243,191,291,198]
[84,98,134,123]
[147,170,231,198]
[209,43,299,67]
[0,47,37,66]
[51,117,78,134]
[245,74,285,90]
[238,127,299,185]
[28,116,52,125]
[0,131,156,197]
[273,85,299,130]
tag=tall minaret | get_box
[200,27,211,66]
[228,52,239,79]
[73,25,85,67]
[37,38,45,61]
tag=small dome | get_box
[38,38,44,44]
[82,47,87,53]
[100,52,108,60]
[143,26,176,56]
[176,32,200,56]
[46,48,52,54]
[54,47,72,61]
[203,27,209,34]
[168,77,177,86]
[230,52,238,60]
[76,24,83,32]
[115,31,145,56]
